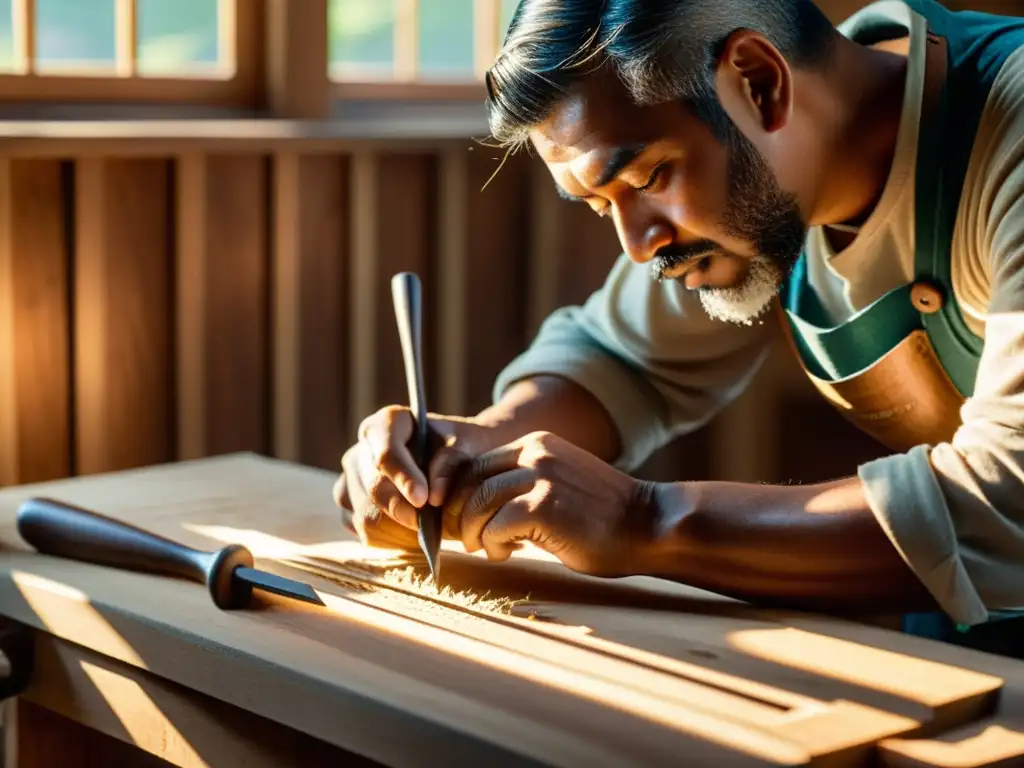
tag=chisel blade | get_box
[235,566,325,606]
[418,506,443,586]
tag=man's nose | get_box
[616,215,675,265]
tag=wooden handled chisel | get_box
[16,497,324,609]
[391,271,443,588]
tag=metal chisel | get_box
[391,271,443,587]
[16,497,323,610]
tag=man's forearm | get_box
[645,476,939,614]
[475,375,621,463]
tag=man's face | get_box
[529,74,806,325]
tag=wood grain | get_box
[175,155,270,459]
[0,159,70,486]
[264,0,330,119]
[271,152,349,469]
[21,633,381,767]
[74,158,174,476]
[372,153,439,414]
[464,145,529,414]
[0,454,1022,767]
[14,700,170,768]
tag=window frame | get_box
[328,0,501,103]
[0,0,264,108]
[0,0,507,118]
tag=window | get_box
[0,0,257,105]
[328,0,519,92]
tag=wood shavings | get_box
[379,566,523,617]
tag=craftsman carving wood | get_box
[336,0,1024,662]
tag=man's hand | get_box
[333,406,505,549]
[444,431,657,576]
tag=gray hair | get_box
[485,0,837,149]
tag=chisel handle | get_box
[16,497,254,609]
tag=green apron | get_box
[780,0,1024,658]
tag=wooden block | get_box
[74,158,173,476]
[0,159,70,486]
[879,715,1024,767]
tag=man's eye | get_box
[638,164,667,193]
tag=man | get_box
[335,0,1024,656]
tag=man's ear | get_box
[713,30,793,135]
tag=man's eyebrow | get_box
[553,143,649,202]
[595,143,648,187]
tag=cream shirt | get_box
[492,0,1024,627]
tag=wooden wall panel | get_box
[177,155,270,460]
[74,158,173,476]
[370,153,440,416]
[0,160,70,486]
[272,153,350,470]
[463,148,530,414]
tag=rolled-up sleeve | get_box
[493,254,774,471]
[859,54,1024,626]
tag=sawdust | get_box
[279,556,526,619]
[380,566,523,616]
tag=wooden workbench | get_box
[0,452,1021,767]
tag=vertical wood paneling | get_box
[176,155,270,460]
[526,161,563,340]
[349,153,379,433]
[464,147,529,414]
[0,159,70,485]
[555,198,621,309]
[272,152,349,470]
[203,156,270,456]
[437,145,469,416]
[175,154,208,460]
[74,158,173,475]
[372,153,439,414]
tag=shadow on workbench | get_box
[0,583,385,768]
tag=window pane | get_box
[36,0,116,70]
[137,0,220,76]
[500,0,519,44]
[0,0,13,71]
[418,0,474,81]
[329,0,395,80]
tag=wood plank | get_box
[74,158,173,476]
[0,454,1022,766]
[464,145,529,414]
[371,153,439,414]
[526,160,563,339]
[553,194,621,309]
[514,601,1002,738]
[175,155,270,459]
[348,152,379,433]
[264,0,330,119]
[14,700,168,768]
[0,159,71,486]
[880,711,1024,767]
[21,633,380,767]
[271,152,349,469]
[437,144,469,415]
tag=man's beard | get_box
[652,123,806,326]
